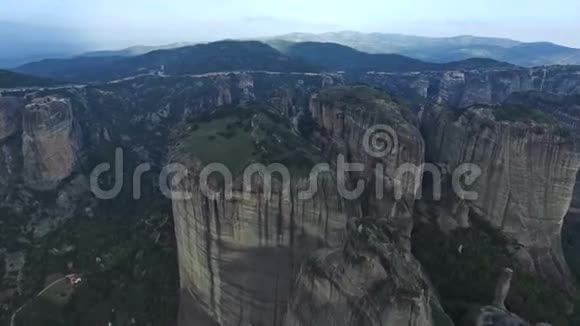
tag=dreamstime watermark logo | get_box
[363,124,398,158]
[90,125,482,202]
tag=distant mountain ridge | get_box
[0,70,55,88]
[15,41,320,83]
[265,31,580,67]
[79,43,194,58]
[14,40,519,83]
[284,42,515,75]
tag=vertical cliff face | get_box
[170,107,352,326]
[22,96,82,191]
[169,86,429,326]
[0,96,23,189]
[172,173,351,326]
[309,86,425,249]
[285,217,435,326]
[421,104,580,292]
[0,96,22,141]
[362,66,580,108]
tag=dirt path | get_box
[9,274,75,326]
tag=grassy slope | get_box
[177,105,322,177]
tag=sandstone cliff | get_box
[421,104,580,293]
[170,106,351,326]
[362,66,580,108]
[0,96,22,141]
[285,217,434,326]
[308,86,425,249]
[169,86,429,326]
[0,96,23,189]
[22,96,82,191]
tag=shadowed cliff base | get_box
[178,289,219,326]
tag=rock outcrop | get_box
[170,86,427,326]
[362,66,580,108]
[22,96,82,191]
[309,86,425,249]
[0,96,21,189]
[421,104,580,293]
[0,96,22,141]
[285,217,435,326]
[170,107,351,326]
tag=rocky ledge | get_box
[421,104,580,293]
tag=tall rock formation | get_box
[308,86,425,249]
[170,106,352,326]
[170,86,428,326]
[285,217,435,326]
[362,66,580,108]
[0,96,23,188]
[0,96,22,141]
[22,96,82,191]
[421,104,580,293]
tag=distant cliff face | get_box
[0,96,23,188]
[22,96,82,191]
[0,96,22,140]
[363,66,580,108]
[421,104,580,293]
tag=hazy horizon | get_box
[2,0,580,50]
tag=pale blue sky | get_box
[2,0,580,48]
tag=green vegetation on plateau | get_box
[492,104,555,123]
[178,104,322,176]
[317,85,415,125]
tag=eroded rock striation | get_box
[170,107,351,326]
[170,86,428,326]
[363,66,580,108]
[421,104,580,293]
[0,96,22,141]
[308,86,425,249]
[285,217,435,326]
[22,96,82,191]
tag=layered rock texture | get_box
[22,96,82,191]
[421,104,580,293]
[0,96,23,188]
[308,86,425,249]
[169,86,428,326]
[363,65,580,108]
[0,96,22,140]
[285,217,434,326]
[170,106,350,326]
